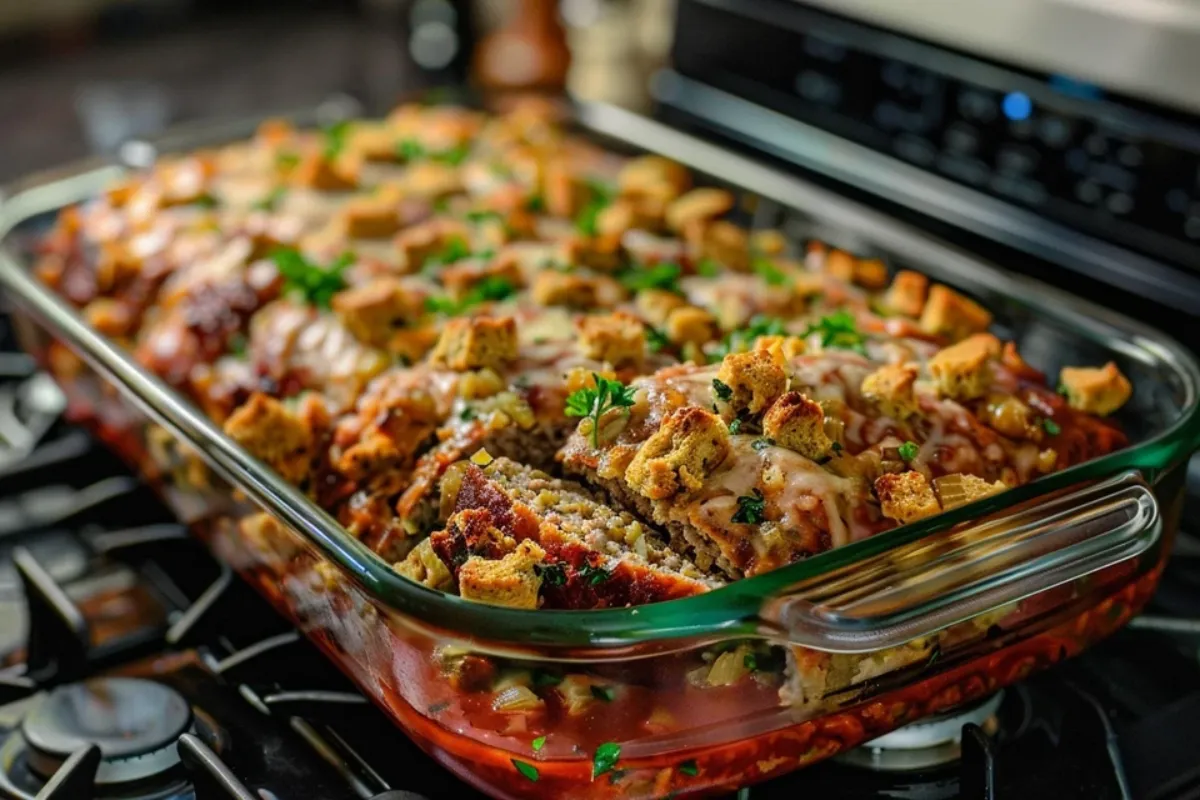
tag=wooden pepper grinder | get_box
[473,0,571,93]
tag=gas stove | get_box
[2,311,1200,800]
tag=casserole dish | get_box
[1,100,1198,799]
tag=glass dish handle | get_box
[761,471,1160,653]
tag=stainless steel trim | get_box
[791,0,1200,116]
[650,70,1200,314]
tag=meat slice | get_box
[419,458,719,609]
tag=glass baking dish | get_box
[2,101,1198,799]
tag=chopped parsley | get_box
[620,262,682,294]
[422,236,473,271]
[512,759,539,782]
[460,406,477,421]
[271,249,352,308]
[227,333,248,359]
[832,441,844,453]
[590,685,616,702]
[424,276,516,316]
[192,193,220,209]
[732,489,767,525]
[802,310,868,356]
[752,257,788,286]
[1042,418,1062,436]
[525,194,545,213]
[575,179,615,237]
[679,760,700,777]
[532,736,547,752]
[578,562,612,586]
[396,138,426,162]
[592,742,622,780]
[433,142,471,166]
[322,120,352,160]
[712,378,734,402]
[1056,384,1070,397]
[564,374,637,448]
[465,209,504,224]
[646,326,670,353]
[711,315,787,362]
[751,437,775,452]
[534,563,567,587]
[252,186,287,212]
[743,652,758,671]
[696,257,722,277]
[275,151,300,170]
[898,441,919,461]
[728,417,743,434]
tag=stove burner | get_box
[21,678,193,785]
[838,692,1004,772]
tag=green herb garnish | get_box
[424,276,516,315]
[732,489,767,525]
[590,685,616,702]
[526,194,545,213]
[422,236,473,271]
[460,406,477,421]
[592,742,622,780]
[710,315,787,362]
[802,310,868,356]
[512,759,539,782]
[1043,418,1061,436]
[679,760,700,777]
[620,262,682,294]
[728,417,743,434]
[532,736,546,752]
[252,186,288,212]
[752,437,775,452]
[578,563,612,586]
[646,326,670,353]
[193,193,219,209]
[898,441,919,461]
[534,563,567,587]
[564,374,637,448]
[1056,384,1070,397]
[696,258,722,277]
[575,179,615,237]
[323,120,352,160]
[227,333,248,358]
[465,210,504,224]
[275,151,300,170]
[271,248,352,308]
[433,142,471,166]
[397,138,425,162]
[832,441,844,453]
[712,378,733,402]
[752,256,788,286]
[743,652,758,671]
[532,670,564,687]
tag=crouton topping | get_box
[762,392,833,460]
[875,471,941,524]
[715,350,787,415]
[292,151,358,191]
[393,539,453,590]
[331,277,423,348]
[338,189,402,238]
[882,270,929,318]
[430,316,518,372]
[919,284,993,341]
[1059,362,1132,416]
[665,188,735,232]
[530,271,614,309]
[458,540,547,609]
[223,393,318,484]
[665,306,719,347]
[928,333,1002,400]
[635,288,687,326]
[626,407,732,500]
[578,312,646,367]
[861,363,919,420]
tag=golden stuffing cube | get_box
[1058,362,1132,416]
[531,271,604,309]
[331,278,422,347]
[665,306,719,347]
[762,392,832,460]
[635,288,686,326]
[578,312,646,367]
[875,471,941,524]
[458,540,547,610]
[338,191,402,238]
[919,284,992,340]
[618,155,690,198]
[928,333,1002,400]
[861,363,920,420]
[224,393,317,484]
[753,334,806,362]
[430,316,519,372]
[626,407,732,499]
[933,473,1006,510]
[854,258,889,290]
[882,270,929,318]
[292,151,358,191]
[715,350,788,415]
[665,188,735,232]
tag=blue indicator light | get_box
[1002,91,1033,121]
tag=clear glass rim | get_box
[1,100,1197,651]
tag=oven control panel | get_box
[672,0,1200,272]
